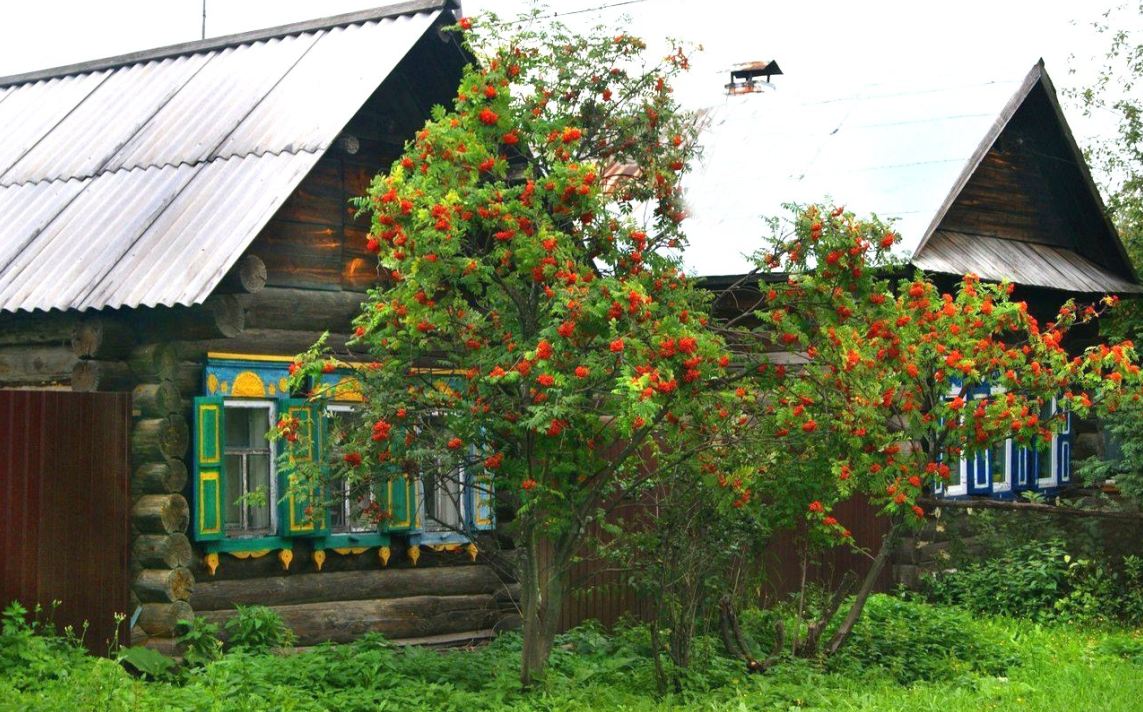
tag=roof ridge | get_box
[0,0,455,89]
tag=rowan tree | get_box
[287,14,738,685]
[719,204,1143,655]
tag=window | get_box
[936,384,1072,500]
[223,401,276,535]
[192,358,496,571]
[326,404,375,534]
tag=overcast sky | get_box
[0,1,1129,136]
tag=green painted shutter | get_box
[277,398,329,537]
[377,426,420,534]
[193,396,226,541]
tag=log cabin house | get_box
[0,0,521,649]
[692,59,1141,501]
[0,5,1139,649]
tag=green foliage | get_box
[116,646,176,681]
[830,595,1018,684]
[0,601,93,693]
[923,538,1143,625]
[174,617,223,667]
[7,595,1143,710]
[222,606,296,653]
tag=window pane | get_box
[247,453,272,530]
[424,467,462,532]
[947,462,962,488]
[225,406,270,450]
[990,447,1006,484]
[1038,446,1052,481]
[329,478,347,530]
[224,454,243,527]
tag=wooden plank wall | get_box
[555,495,889,633]
[0,390,131,654]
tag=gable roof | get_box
[683,61,1140,293]
[0,0,459,314]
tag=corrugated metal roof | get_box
[683,61,1138,293]
[913,231,1143,293]
[682,75,1023,277]
[0,1,450,313]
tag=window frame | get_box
[221,398,279,537]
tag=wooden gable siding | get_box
[939,83,1124,275]
[243,25,466,296]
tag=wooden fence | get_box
[557,495,889,632]
[0,390,132,653]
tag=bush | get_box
[923,538,1143,625]
[829,594,1019,684]
[222,605,295,652]
[0,601,92,691]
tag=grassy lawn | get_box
[2,595,1142,711]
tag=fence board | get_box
[0,390,131,653]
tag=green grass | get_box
[3,596,1143,711]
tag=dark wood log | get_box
[0,312,78,347]
[175,361,203,397]
[133,458,188,495]
[174,329,361,362]
[132,416,190,462]
[917,496,1143,521]
[215,255,268,295]
[71,359,135,392]
[133,494,189,535]
[0,345,79,387]
[70,317,136,359]
[132,382,183,418]
[243,287,365,333]
[143,295,245,341]
[134,567,195,603]
[136,601,193,636]
[128,343,178,382]
[198,594,514,646]
[191,565,512,611]
[134,534,194,569]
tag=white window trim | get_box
[223,398,278,536]
[325,403,376,534]
[1037,397,1059,489]
[991,439,1013,493]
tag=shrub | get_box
[222,605,295,652]
[924,538,1143,625]
[174,616,223,667]
[829,594,1019,684]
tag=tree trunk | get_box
[823,520,901,657]
[519,531,569,688]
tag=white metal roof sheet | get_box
[0,3,446,313]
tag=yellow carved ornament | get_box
[313,550,326,572]
[407,545,421,567]
[278,549,293,571]
[466,543,479,562]
[231,371,267,398]
[204,552,220,576]
[379,547,391,567]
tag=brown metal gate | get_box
[0,390,131,653]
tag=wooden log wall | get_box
[191,542,520,646]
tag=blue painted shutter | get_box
[193,397,226,541]
[277,398,329,537]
